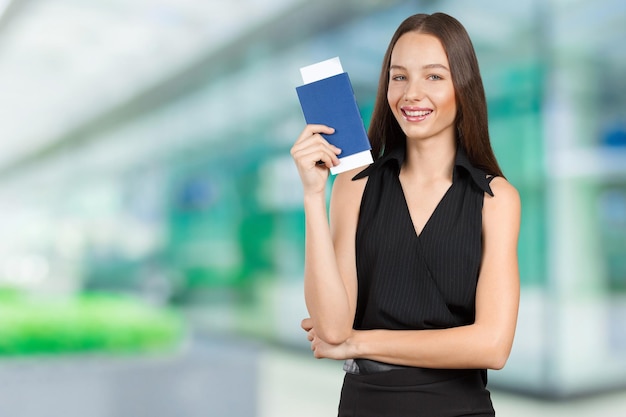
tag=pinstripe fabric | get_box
[337,146,497,416]
[351,145,494,331]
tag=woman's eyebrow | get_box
[422,63,450,71]
[389,63,450,71]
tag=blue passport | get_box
[296,60,373,175]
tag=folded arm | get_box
[306,177,521,370]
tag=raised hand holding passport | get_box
[295,57,373,175]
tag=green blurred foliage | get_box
[0,289,185,356]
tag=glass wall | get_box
[0,0,624,402]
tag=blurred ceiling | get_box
[0,0,301,170]
[1,0,622,177]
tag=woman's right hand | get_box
[290,124,341,196]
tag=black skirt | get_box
[337,366,494,417]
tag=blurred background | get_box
[0,0,624,416]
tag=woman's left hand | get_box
[301,317,353,360]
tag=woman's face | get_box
[387,32,457,144]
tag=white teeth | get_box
[404,110,431,117]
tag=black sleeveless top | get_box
[351,145,494,331]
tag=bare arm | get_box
[307,177,521,369]
[291,125,366,344]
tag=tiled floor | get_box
[258,348,626,417]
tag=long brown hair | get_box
[368,13,503,177]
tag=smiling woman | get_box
[291,12,520,417]
[387,32,457,147]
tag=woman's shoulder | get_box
[330,167,369,209]
[329,167,369,232]
[487,177,519,199]
[332,166,369,199]
[483,177,521,218]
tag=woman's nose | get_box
[404,81,424,101]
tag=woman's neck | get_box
[401,136,456,183]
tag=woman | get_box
[290,12,520,417]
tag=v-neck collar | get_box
[397,175,454,239]
[353,144,494,197]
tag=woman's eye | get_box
[428,74,443,81]
[391,75,406,81]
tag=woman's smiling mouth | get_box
[401,107,433,120]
